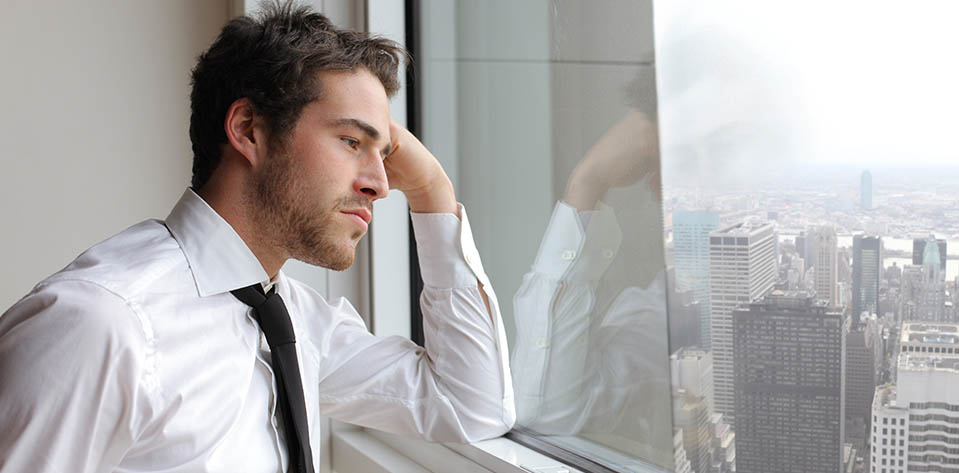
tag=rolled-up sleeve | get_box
[316,204,515,443]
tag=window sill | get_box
[331,429,581,473]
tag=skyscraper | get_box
[861,170,873,210]
[671,348,735,473]
[912,236,947,271]
[901,239,949,323]
[709,220,778,426]
[674,211,720,349]
[807,225,839,307]
[844,317,882,466]
[872,323,959,472]
[732,291,847,473]
[852,235,882,323]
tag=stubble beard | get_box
[251,146,366,271]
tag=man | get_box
[0,4,514,472]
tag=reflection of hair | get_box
[188,1,408,189]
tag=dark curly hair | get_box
[188,1,408,190]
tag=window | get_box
[410,0,959,472]
[414,1,668,471]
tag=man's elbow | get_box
[445,397,516,444]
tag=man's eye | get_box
[341,137,360,150]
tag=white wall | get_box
[0,1,231,308]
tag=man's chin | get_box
[294,245,355,272]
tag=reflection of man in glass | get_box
[511,90,673,469]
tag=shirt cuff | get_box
[531,201,622,281]
[411,203,491,288]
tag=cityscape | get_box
[662,164,959,473]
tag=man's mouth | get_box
[341,208,372,230]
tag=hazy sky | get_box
[654,0,959,174]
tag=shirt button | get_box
[536,337,549,348]
[561,250,576,260]
[602,249,614,259]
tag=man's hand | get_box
[384,120,458,215]
[564,109,660,211]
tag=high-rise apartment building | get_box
[872,323,959,473]
[861,170,873,210]
[709,221,778,427]
[808,225,839,306]
[732,291,847,473]
[853,235,882,323]
[674,211,720,349]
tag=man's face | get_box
[251,68,392,271]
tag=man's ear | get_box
[224,98,269,167]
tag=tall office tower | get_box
[671,348,716,410]
[807,225,839,306]
[901,263,946,322]
[732,291,847,473]
[669,348,736,473]
[709,221,778,427]
[900,265,924,321]
[674,211,720,349]
[921,235,945,283]
[912,236,947,271]
[872,323,959,473]
[668,268,705,352]
[852,235,882,323]
[844,317,882,464]
[861,170,873,210]
[670,349,735,473]
[672,390,711,473]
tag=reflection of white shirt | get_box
[0,189,514,473]
[511,201,672,468]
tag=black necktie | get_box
[232,284,315,473]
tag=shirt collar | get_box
[165,188,271,297]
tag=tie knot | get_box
[231,283,296,347]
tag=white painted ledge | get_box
[331,429,580,473]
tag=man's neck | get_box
[195,183,286,279]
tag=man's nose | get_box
[354,152,389,201]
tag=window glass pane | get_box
[419,1,959,472]
[417,0,671,470]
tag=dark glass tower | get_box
[852,235,882,323]
[733,291,847,473]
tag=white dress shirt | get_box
[510,201,672,467]
[0,189,515,473]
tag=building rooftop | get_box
[901,323,959,345]
[711,220,774,238]
[873,384,903,412]
[898,353,959,372]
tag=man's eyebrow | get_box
[330,117,392,157]
[331,117,380,139]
